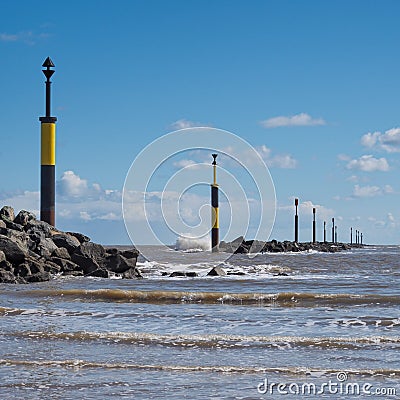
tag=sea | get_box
[0,244,399,399]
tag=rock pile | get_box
[219,236,353,254]
[0,206,141,284]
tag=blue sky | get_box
[1,0,400,245]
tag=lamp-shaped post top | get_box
[41,57,55,119]
[212,153,218,186]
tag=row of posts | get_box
[294,198,363,245]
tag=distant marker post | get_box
[323,221,326,243]
[39,57,57,226]
[335,225,337,244]
[312,207,316,243]
[350,227,353,245]
[361,232,363,245]
[331,218,335,243]
[294,198,299,243]
[211,154,219,252]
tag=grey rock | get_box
[104,253,136,273]
[52,247,71,259]
[14,263,31,277]
[4,220,24,232]
[207,266,227,276]
[169,271,198,277]
[121,248,139,259]
[0,269,16,283]
[66,232,90,243]
[0,250,5,263]
[25,219,57,237]
[0,206,15,222]
[0,220,6,229]
[87,268,109,278]
[26,271,51,283]
[14,210,36,226]
[52,233,81,254]
[43,261,62,274]
[0,235,28,263]
[71,242,106,275]
[36,238,58,258]
[122,267,142,279]
[51,257,81,272]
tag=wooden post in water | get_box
[323,221,326,243]
[294,198,299,243]
[210,154,219,252]
[331,218,335,243]
[335,225,337,244]
[350,227,353,245]
[312,207,316,243]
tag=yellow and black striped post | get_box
[39,57,57,226]
[211,154,219,252]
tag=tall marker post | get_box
[335,225,337,244]
[39,57,57,226]
[312,207,316,243]
[323,221,326,242]
[350,227,353,245]
[331,218,335,243]
[211,154,219,252]
[294,198,299,243]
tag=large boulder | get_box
[52,233,81,254]
[0,235,28,263]
[25,219,57,237]
[71,242,106,275]
[207,266,227,276]
[0,206,15,222]
[52,247,71,259]
[36,238,58,258]
[0,269,16,283]
[122,267,142,279]
[104,253,136,273]
[14,210,36,226]
[66,232,91,244]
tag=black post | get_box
[323,221,326,243]
[361,232,363,245]
[39,57,57,226]
[294,198,299,243]
[211,154,219,252]
[331,218,335,243]
[350,227,353,245]
[335,225,337,244]
[312,207,316,243]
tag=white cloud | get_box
[352,184,394,198]
[337,154,351,161]
[256,145,297,168]
[172,159,202,169]
[261,113,326,128]
[346,155,389,172]
[0,31,49,45]
[57,171,102,199]
[267,153,297,169]
[361,128,400,153]
[170,119,212,130]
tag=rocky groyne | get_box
[219,236,359,254]
[0,206,140,284]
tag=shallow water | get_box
[0,245,399,399]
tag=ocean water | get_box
[0,245,399,399]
